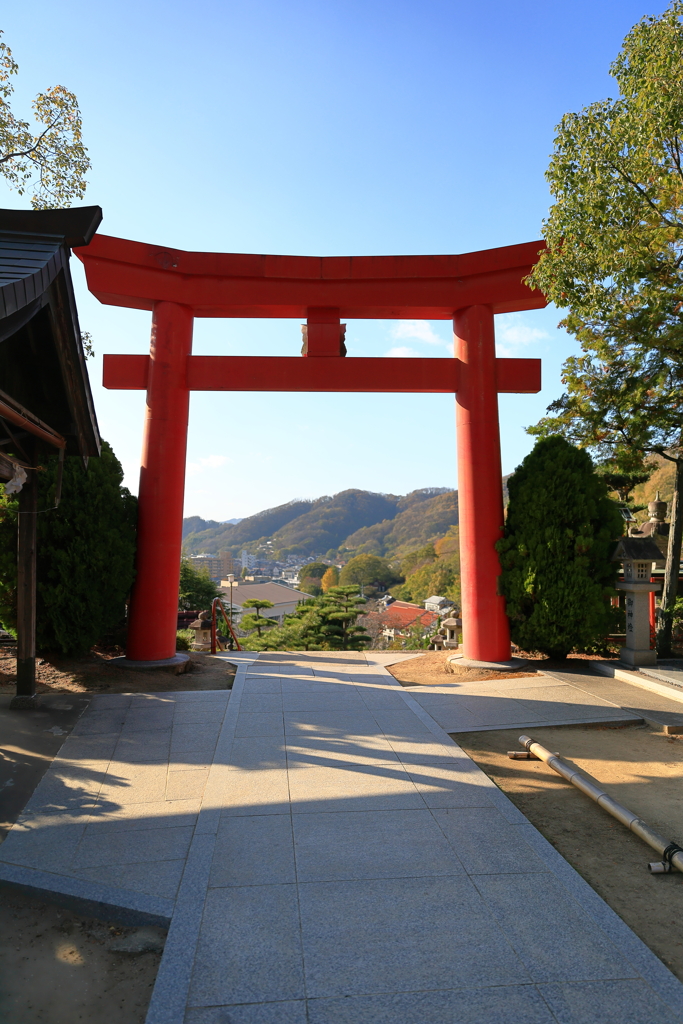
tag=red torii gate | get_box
[76,236,546,665]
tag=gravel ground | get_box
[0,649,236,695]
[0,889,164,1024]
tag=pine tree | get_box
[317,585,370,650]
[497,437,623,659]
[240,598,276,639]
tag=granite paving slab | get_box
[403,670,642,732]
[1,651,682,1024]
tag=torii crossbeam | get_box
[76,236,546,664]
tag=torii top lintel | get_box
[75,235,547,320]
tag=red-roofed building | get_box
[361,601,439,645]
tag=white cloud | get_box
[495,314,547,357]
[384,345,420,358]
[391,320,447,346]
[187,454,231,476]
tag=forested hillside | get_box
[343,490,458,558]
[182,484,480,565]
[269,490,400,555]
[183,498,316,553]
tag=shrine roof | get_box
[612,536,664,562]
[0,207,102,459]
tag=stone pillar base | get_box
[619,647,657,668]
[9,694,42,709]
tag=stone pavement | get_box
[400,665,643,734]
[1,651,683,1023]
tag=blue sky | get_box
[3,1,667,519]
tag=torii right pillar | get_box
[455,304,510,663]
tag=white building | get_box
[241,550,256,571]
[424,595,454,614]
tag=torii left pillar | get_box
[126,301,193,662]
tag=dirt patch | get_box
[0,888,163,1023]
[0,649,236,695]
[386,650,539,686]
[454,722,683,982]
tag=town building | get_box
[424,595,455,614]
[218,581,315,625]
[189,551,235,581]
[361,601,439,645]
[241,549,257,571]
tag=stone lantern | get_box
[612,537,662,667]
[188,610,212,651]
[441,616,462,650]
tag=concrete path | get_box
[1,651,683,1023]
[402,668,642,734]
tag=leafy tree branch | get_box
[0,31,89,208]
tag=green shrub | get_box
[176,629,195,651]
[497,436,622,659]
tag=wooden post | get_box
[12,466,38,707]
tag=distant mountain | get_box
[182,516,222,540]
[268,489,401,555]
[183,499,317,553]
[181,483,512,561]
[343,490,459,558]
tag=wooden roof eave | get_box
[0,207,103,458]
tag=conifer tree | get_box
[317,585,370,650]
[0,441,137,655]
[497,437,623,659]
[239,598,276,639]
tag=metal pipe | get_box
[518,734,683,875]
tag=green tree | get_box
[240,588,370,651]
[402,621,433,650]
[0,442,136,655]
[280,598,327,650]
[178,558,222,611]
[400,544,436,578]
[339,554,401,591]
[497,437,623,660]
[392,541,460,606]
[597,463,653,512]
[316,585,370,650]
[321,565,339,591]
[0,31,89,208]
[247,600,325,652]
[240,598,276,639]
[528,2,683,653]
